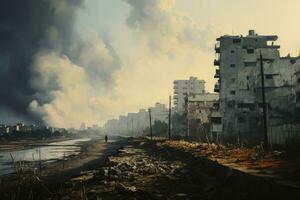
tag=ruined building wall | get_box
[215,30,299,143]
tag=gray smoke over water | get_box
[0,0,120,127]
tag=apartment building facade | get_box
[173,77,206,113]
[214,30,300,142]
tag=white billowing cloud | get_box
[30,51,94,128]
[124,0,215,54]
[70,32,120,88]
[29,33,120,128]
[108,0,216,115]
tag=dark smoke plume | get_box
[0,0,83,124]
[0,0,120,127]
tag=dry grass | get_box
[158,139,300,183]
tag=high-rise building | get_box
[104,103,168,136]
[173,77,206,113]
[214,30,299,142]
[80,122,86,130]
[149,103,169,124]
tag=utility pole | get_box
[187,119,190,138]
[126,120,129,136]
[137,120,140,135]
[259,52,269,151]
[131,118,134,136]
[185,93,189,138]
[168,95,172,140]
[148,108,153,140]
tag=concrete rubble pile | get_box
[100,147,184,181]
[66,142,187,199]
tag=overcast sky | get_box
[77,0,300,54]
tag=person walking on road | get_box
[105,135,108,143]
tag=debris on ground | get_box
[62,139,217,200]
[59,138,300,200]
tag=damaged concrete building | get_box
[214,30,300,143]
[187,93,219,139]
[173,77,206,113]
[262,55,300,125]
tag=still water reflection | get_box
[0,138,91,176]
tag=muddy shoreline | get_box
[0,137,127,180]
[0,136,128,199]
[42,137,128,180]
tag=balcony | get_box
[214,59,220,66]
[266,35,278,41]
[214,83,220,93]
[215,44,220,53]
[266,45,280,49]
[214,69,220,78]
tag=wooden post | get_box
[168,95,172,140]
[148,108,153,140]
[185,93,189,138]
[187,119,190,138]
[126,120,129,136]
[131,118,134,136]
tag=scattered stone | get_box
[71,173,94,182]
[180,169,189,174]
[273,151,282,156]
[103,169,109,177]
[175,193,187,197]
[116,183,137,193]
